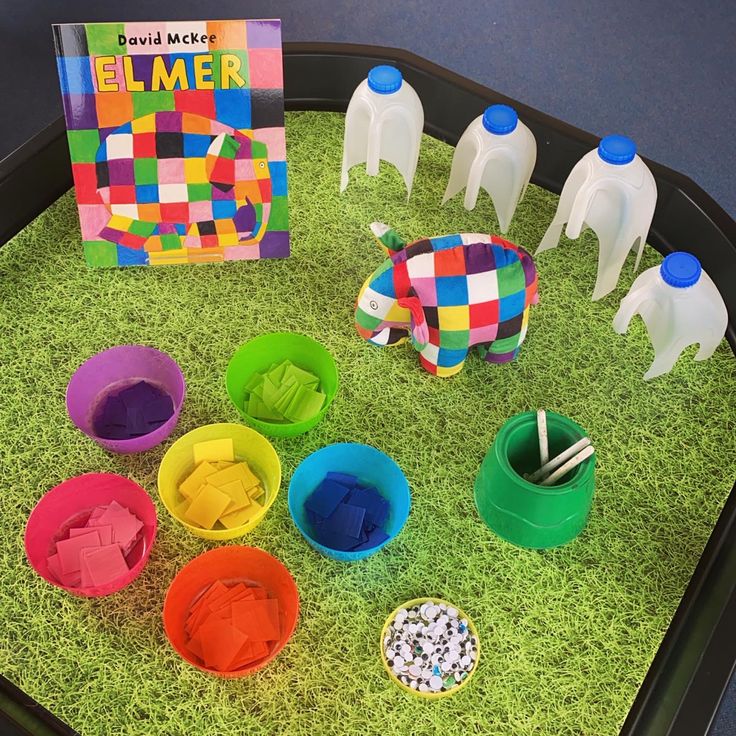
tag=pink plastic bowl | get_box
[24,473,158,597]
[66,344,186,454]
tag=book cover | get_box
[52,20,289,267]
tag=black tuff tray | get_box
[1,42,734,736]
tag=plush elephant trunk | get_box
[355,322,374,340]
[354,268,411,347]
[362,326,408,346]
[354,301,410,346]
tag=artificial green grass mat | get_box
[1,110,735,736]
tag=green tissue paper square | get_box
[283,385,325,422]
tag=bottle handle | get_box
[566,179,606,240]
[442,131,478,206]
[464,148,507,210]
[365,116,382,177]
[612,290,651,334]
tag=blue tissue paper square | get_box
[324,502,366,539]
[325,472,359,488]
[304,479,350,519]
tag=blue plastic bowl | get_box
[288,443,411,562]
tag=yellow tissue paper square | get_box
[174,498,198,526]
[184,484,231,529]
[193,438,235,465]
[219,500,262,529]
[179,461,218,499]
[219,479,251,513]
[248,484,265,501]
[208,462,254,489]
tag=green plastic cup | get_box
[474,411,595,549]
[225,332,339,438]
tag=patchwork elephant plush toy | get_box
[355,223,539,376]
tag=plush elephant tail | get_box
[494,237,539,307]
[370,222,406,254]
[516,245,540,306]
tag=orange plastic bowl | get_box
[163,545,299,677]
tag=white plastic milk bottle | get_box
[613,251,728,380]
[442,104,537,234]
[537,135,657,301]
[340,65,424,197]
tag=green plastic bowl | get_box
[225,333,339,438]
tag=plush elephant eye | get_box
[369,300,379,311]
[259,161,265,168]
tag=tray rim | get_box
[1,41,735,736]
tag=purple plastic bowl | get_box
[66,345,186,454]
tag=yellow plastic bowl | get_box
[380,597,481,699]
[158,423,281,540]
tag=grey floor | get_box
[1,2,735,733]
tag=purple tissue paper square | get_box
[118,380,161,409]
[126,407,148,436]
[143,395,174,424]
[100,396,127,427]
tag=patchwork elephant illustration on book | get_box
[355,223,539,376]
[95,111,272,254]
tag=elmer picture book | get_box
[53,20,289,267]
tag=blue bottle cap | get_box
[660,252,702,288]
[597,135,637,165]
[482,105,518,135]
[367,65,403,94]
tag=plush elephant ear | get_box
[370,222,406,254]
[397,293,429,350]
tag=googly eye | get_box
[369,300,379,311]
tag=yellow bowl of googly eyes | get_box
[380,597,480,698]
